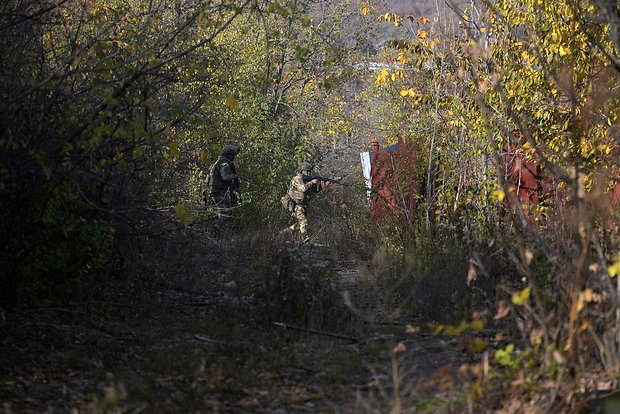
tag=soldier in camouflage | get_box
[208,145,241,226]
[284,162,330,243]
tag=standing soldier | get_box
[283,162,330,243]
[205,145,241,228]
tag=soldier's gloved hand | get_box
[311,179,319,184]
[322,181,331,188]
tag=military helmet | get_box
[222,145,240,157]
[299,162,314,172]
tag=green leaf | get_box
[225,94,240,112]
[170,141,180,157]
[175,204,190,226]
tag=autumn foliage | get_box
[363,0,620,411]
[1,0,620,412]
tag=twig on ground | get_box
[273,321,359,342]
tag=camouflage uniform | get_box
[285,163,325,243]
[208,145,241,224]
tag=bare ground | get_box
[0,235,487,413]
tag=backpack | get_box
[202,162,217,209]
[281,193,296,212]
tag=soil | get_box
[0,236,486,413]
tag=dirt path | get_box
[0,242,479,413]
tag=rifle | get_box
[302,175,346,186]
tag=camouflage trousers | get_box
[211,191,235,222]
[288,204,309,241]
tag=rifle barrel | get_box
[302,175,345,185]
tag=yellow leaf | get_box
[469,319,484,332]
[579,319,592,333]
[397,52,411,65]
[467,338,487,353]
[491,188,505,202]
[576,294,585,312]
[417,30,428,39]
[608,255,620,278]
[399,89,409,97]
[361,6,369,16]
[175,203,191,226]
[225,94,240,111]
[598,144,611,155]
[417,16,430,24]
[512,287,530,306]
[375,70,387,86]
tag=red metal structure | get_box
[611,181,620,206]
[368,136,419,223]
[363,139,618,226]
[501,144,620,214]
[501,145,542,206]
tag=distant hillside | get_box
[370,0,467,41]
[378,0,470,19]
[382,0,440,17]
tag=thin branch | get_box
[273,321,359,342]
